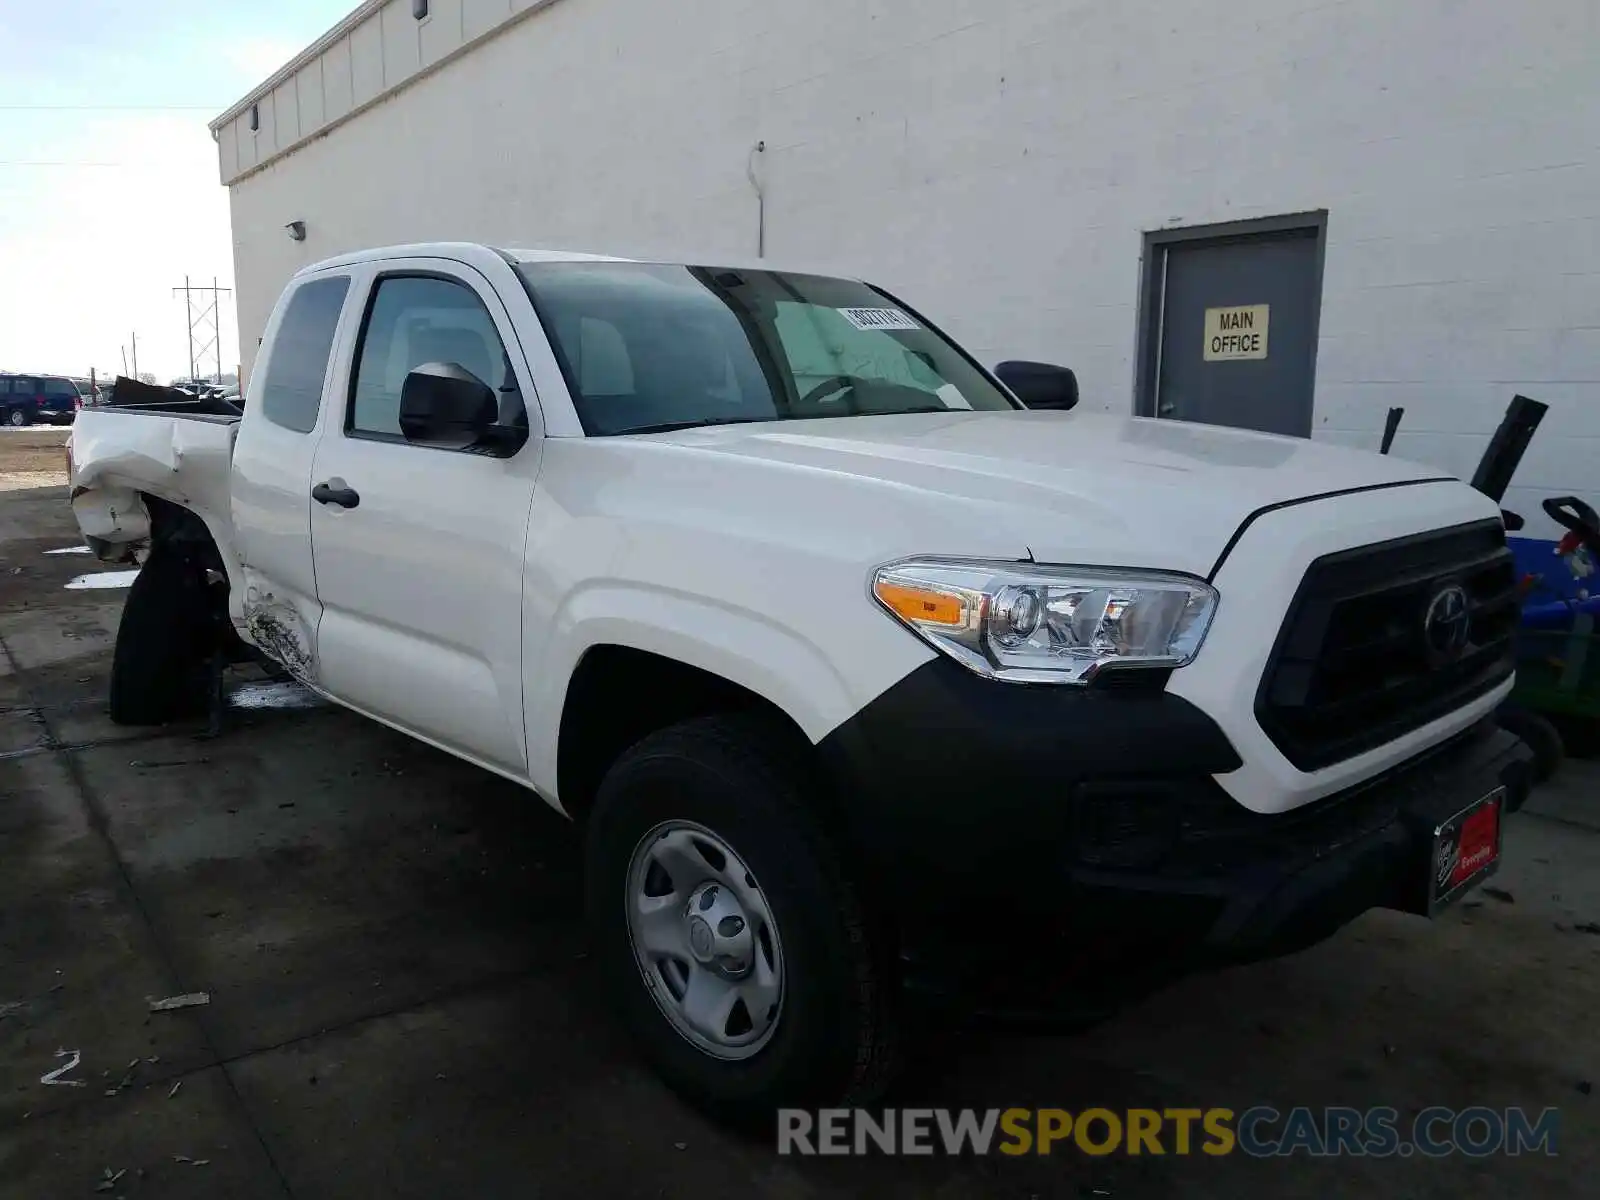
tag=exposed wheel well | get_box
[144,494,221,562]
[556,645,820,825]
[139,494,253,664]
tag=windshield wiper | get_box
[622,417,764,435]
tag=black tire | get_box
[108,548,213,725]
[1497,704,1564,785]
[584,715,899,1123]
[5,407,27,428]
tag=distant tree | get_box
[137,372,158,385]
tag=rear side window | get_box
[259,276,351,433]
[42,378,77,397]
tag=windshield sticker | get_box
[838,307,920,333]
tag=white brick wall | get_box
[223,0,1599,538]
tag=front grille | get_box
[1256,520,1518,771]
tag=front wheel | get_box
[584,715,899,1122]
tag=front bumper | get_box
[817,659,1534,1016]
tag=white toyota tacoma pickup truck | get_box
[67,243,1532,1117]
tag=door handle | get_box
[312,480,360,509]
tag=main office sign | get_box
[1203,305,1270,361]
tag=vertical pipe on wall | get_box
[746,140,766,258]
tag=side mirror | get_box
[399,362,503,451]
[995,360,1078,411]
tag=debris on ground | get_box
[1579,1080,1593,1096]
[172,1155,211,1166]
[0,1000,24,1021]
[1482,886,1515,904]
[148,992,210,1012]
[94,1167,126,1192]
[41,1048,86,1087]
[1573,921,1600,936]
[97,1059,142,1097]
[168,1080,182,1098]
[674,1142,687,1151]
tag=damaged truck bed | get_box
[68,408,239,568]
[66,386,256,698]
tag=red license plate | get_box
[1429,787,1504,912]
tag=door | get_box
[307,264,541,773]
[41,378,77,419]
[230,270,354,677]
[1138,215,1325,438]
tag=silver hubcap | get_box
[625,821,784,1060]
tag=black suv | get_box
[0,374,86,426]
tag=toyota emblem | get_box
[1423,584,1471,662]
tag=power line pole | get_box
[172,275,232,383]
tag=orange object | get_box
[874,581,967,626]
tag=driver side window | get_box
[349,275,522,439]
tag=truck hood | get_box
[637,410,1452,576]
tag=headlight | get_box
[871,558,1218,684]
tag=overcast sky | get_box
[0,0,350,382]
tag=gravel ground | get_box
[0,427,70,493]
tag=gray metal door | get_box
[1142,220,1323,438]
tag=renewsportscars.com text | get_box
[777,1106,1560,1158]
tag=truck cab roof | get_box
[293,242,865,283]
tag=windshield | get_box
[515,262,1018,435]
